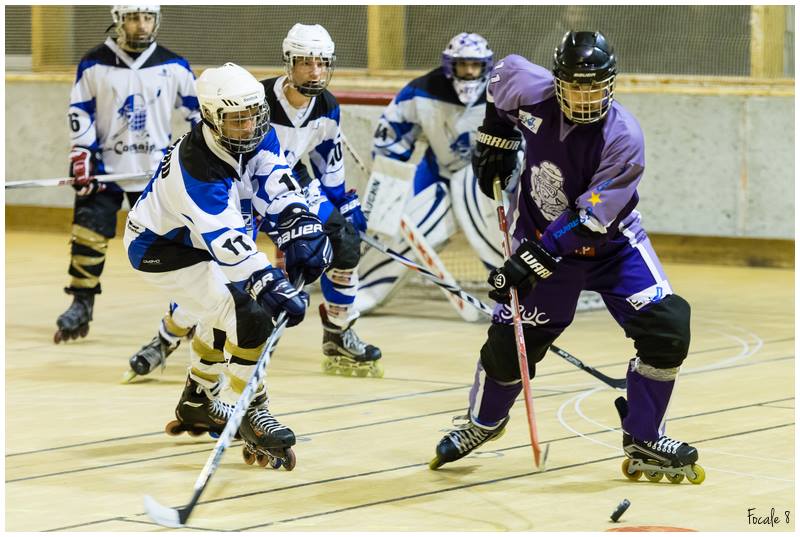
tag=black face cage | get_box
[553,73,616,124]
[286,55,336,97]
[214,101,271,155]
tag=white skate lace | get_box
[249,407,289,434]
[210,399,234,421]
[447,414,492,454]
[648,436,683,455]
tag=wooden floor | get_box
[5,230,795,532]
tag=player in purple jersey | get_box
[429,31,705,484]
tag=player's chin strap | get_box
[143,277,304,528]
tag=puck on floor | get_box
[610,499,631,522]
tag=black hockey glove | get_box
[488,239,558,304]
[273,204,333,285]
[472,125,521,199]
[245,267,309,327]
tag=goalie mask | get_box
[441,32,493,106]
[110,5,160,52]
[196,63,271,155]
[553,31,617,124]
[282,23,336,97]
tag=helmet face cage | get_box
[112,6,160,52]
[441,31,493,81]
[205,100,271,155]
[284,53,336,97]
[441,55,494,81]
[553,74,616,124]
[552,31,617,124]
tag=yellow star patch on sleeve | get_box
[588,192,602,206]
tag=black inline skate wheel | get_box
[165,420,184,436]
[282,448,296,471]
[242,446,256,465]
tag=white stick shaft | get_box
[5,171,153,189]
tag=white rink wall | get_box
[5,81,794,240]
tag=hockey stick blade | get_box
[143,495,186,528]
[549,345,627,390]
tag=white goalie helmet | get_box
[282,23,337,97]
[110,5,161,52]
[196,63,271,155]
[442,32,494,106]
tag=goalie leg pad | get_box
[621,294,691,370]
[479,322,560,383]
[355,176,456,314]
[450,165,503,269]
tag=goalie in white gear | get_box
[124,63,332,469]
[54,4,200,344]
[356,32,506,316]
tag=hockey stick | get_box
[358,231,626,390]
[340,134,480,321]
[5,171,153,189]
[549,345,627,390]
[359,231,493,317]
[143,279,303,528]
[492,178,542,468]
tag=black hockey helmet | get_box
[552,31,617,124]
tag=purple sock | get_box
[468,360,521,428]
[622,361,675,441]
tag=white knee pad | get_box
[450,165,504,270]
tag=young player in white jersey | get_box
[261,23,381,376]
[124,63,332,469]
[54,5,200,344]
[355,32,502,314]
[125,23,383,379]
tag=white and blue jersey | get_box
[125,123,307,283]
[372,67,486,191]
[261,76,346,217]
[69,37,200,192]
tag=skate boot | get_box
[429,414,510,470]
[615,396,705,484]
[165,377,234,439]
[239,393,297,470]
[320,304,383,378]
[54,290,95,343]
[121,334,183,383]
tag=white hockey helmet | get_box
[282,23,337,97]
[110,5,161,52]
[196,63,271,155]
[441,32,494,105]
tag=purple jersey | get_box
[487,54,646,258]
